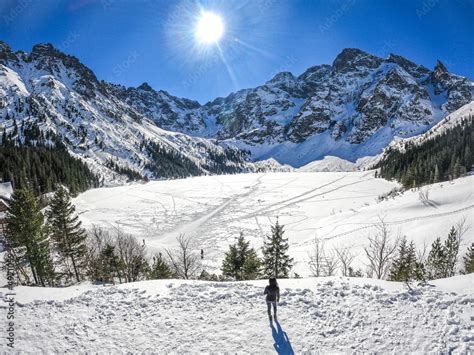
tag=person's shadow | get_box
[271,320,294,355]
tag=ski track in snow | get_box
[3,277,473,353]
[297,204,474,247]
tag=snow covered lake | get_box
[74,172,474,276]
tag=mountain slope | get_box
[120,48,473,167]
[386,100,474,152]
[0,42,261,184]
[1,41,472,177]
[376,101,473,188]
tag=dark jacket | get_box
[264,285,280,302]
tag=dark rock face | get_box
[427,60,472,113]
[332,48,383,73]
[386,54,430,78]
[109,83,204,132]
[0,41,18,64]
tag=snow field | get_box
[73,172,474,276]
[2,275,473,353]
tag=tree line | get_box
[377,116,473,188]
[1,121,99,196]
[2,188,472,287]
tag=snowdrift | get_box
[1,275,472,353]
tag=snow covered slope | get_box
[298,156,358,172]
[0,42,272,183]
[1,275,472,353]
[387,100,474,153]
[73,172,474,276]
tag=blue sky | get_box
[1,0,472,103]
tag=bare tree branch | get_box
[308,237,325,277]
[324,249,339,276]
[165,234,200,279]
[364,217,399,279]
[335,245,356,277]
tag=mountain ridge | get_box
[0,40,269,185]
[111,46,472,166]
[0,41,472,181]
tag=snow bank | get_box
[1,275,472,353]
[0,182,13,199]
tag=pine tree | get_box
[149,253,173,279]
[100,244,123,284]
[5,189,55,286]
[222,241,240,280]
[222,233,261,280]
[389,238,418,283]
[426,237,446,280]
[444,227,460,277]
[453,158,462,178]
[413,260,426,282]
[262,219,293,278]
[463,243,474,274]
[433,164,440,183]
[47,186,87,283]
[389,238,409,282]
[464,146,472,171]
[242,248,261,280]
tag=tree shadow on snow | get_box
[271,320,294,355]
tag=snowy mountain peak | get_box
[267,71,297,85]
[0,40,12,54]
[0,41,284,183]
[0,41,18,64]
[434,59,448,74]
[137,82,154,92]
[386,53,430,78]
[31,42,59,56]
[332,48,382,73]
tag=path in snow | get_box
[151,173,267,247]
[4,276,473,353]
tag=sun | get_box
[195,11,224,44]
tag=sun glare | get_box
[195,11,224,44]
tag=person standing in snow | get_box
[264,278,280,322]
